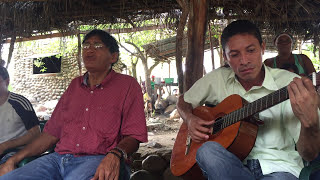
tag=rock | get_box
[37,105,47,112]
[146,141,162,148]
[131,160,143,171]
[166,95,178,105]
[163,167,183,180]
[164,104,176,115]
[131,152,142,160]
[130,170,153,180]
[155,99,169,111]
[142,155,167,174]
[147,123,164,131]
[169,109,180,120]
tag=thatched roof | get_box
[1,0,320,47]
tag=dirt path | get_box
[137,115,182,155]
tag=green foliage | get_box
[34,59,45,68]
[304,44,320,70]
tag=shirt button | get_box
[76,144,79,147]
[90,91,93,94]
[101,87,103,90]
[85,108,88,111]
[82,127,86,130]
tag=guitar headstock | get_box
[311,72,320,88]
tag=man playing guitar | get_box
[176,20,320,179]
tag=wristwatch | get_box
[113,147,128,160]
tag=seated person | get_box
[177,20,320,179]
[0,29,147,180]
[0,66,40,165]
[264,32,316,76]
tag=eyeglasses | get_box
[82,42,105,50]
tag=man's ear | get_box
[111,52,119,63]
[223,52,229,65]
[5,78,9,87]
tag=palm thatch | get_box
[0,0,320,48]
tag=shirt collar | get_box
[226,64,278,91]
[81,69,116,87]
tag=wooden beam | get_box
[184,0,209,92]
[4,24,167,43]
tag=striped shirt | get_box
[0,92,39,144]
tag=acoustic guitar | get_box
[170,72,319,177]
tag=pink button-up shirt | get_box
[44,70,147,155]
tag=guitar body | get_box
[170,94,259,177]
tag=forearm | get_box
[297,127,320,161]
[1,126,40,151]
[176,94,194,123]
[7,132,58,165]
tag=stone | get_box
[146,141,162,148]
[166,95,178,105]
[131,160,143,171]
[164,104,176,115]
[130,170,153,180]
[142,155,167,174]
[169,109,180,120]
[163,167,183,180]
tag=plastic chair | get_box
[299,157,320,180]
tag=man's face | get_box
[82,35,118,73]
[0,76,9,96]
[224,33,265,84]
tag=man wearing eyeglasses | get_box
[0,30,147,180]
[0,66,40,166]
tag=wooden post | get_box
[176,0,189,95]
[77,33,82,75]
[208,20,215,70]
[184,0,209,92]
[6,35,16,69]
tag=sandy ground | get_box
[138,115,182,155]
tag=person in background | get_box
[0,29,147,180]
[0,66,40,165]
[264,32,316,76]
[177,20,320,179]
[0,60,5,67]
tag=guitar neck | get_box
[213,86,290,134]
[213,73,317,133]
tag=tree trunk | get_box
[6,35,16,68]
[142,59,151,97]
[176,0,189,95]
[184,0,209,92]
[77,33,82,75]
[131,56,138,79]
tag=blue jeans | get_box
[196,142,298,180]
[0,151,17,165]
[0,152,130,180]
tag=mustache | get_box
[239,65,255,72]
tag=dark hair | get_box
[83,29,119,54]
[221,20,263,52]
[0,66,9,80]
